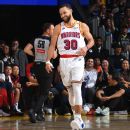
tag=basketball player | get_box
[45,4,94,130]
[24,23,56,123]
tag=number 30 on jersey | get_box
[64,39,77,50]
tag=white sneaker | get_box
[95,107,102,115]
[101,107,110,116]
[83,105,90,113]
[70,118,85,130]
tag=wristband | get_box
[46,61,51,64]
[46,61,54,68]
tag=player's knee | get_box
[72,83,82,105]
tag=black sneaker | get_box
[28,109,36,123]
[36,114,45,121]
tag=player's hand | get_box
[45,63,53,73]
[76,46,88,56]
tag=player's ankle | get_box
[74,114,81,119]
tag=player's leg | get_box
[70,57,85,129]
[67,87,75,115]
[70,82,85,130]
[60,70,75,114]
[59,59,75,114]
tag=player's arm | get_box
[24,43,34,56]
[78,22,94,56]
[81,22,94,49]
[52,49,58,59]
[46,24,60,73]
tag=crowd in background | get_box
[0,0,130,117]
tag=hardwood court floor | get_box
[0,115,130,130]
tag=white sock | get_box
[15,103,19,110]
[74,114,81,120]
[67,87,75,106]
[72,83,82,105]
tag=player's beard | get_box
[62,15,71,23]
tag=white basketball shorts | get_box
[59,56,85,86]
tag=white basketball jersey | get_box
[57,21,86,55]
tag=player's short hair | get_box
[59,3,72,10]
[42,23,53,33]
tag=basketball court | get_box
[0,115,129,130]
